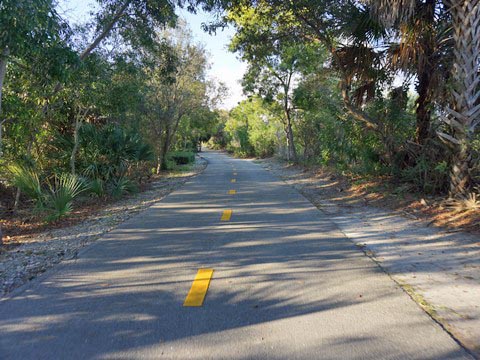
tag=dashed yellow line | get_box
[221,209,232,221]
[228,190,236,195]
[183,269,214,307]
[231,179,236,183]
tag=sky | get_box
[57,1,247,109]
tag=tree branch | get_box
[80,0,131,60]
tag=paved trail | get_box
[0,151,472,359]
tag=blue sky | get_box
[58,1,246,109]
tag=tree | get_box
[0,0,69,157]
[240,47,299,161]
[366,0,480,196]
[444,1,480,197]
[220,1,397,159]
[228,7,327,161]
[142,24,212,171]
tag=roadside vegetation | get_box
[207,1,480,211]
[0,1,224,241]
[1,0,479,241]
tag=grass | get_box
[399,282,438,318]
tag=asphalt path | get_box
[0,151,472,359]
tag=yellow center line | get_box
[228,190,236,195]
[231,179,236,183]
[183,269,214,307]
[221,209,232,221]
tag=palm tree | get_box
[388,0,442,145]
[367,0,480,197]
[443,1,480,197]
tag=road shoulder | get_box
[257,157,480,358]
[0,157,208,298]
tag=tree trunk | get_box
[160,132,171,171]
[446,0,480,197]
[415,71,432,145]
[0,120,5,158]
[285,120,297,162]
[156,154,162,174]
[70,108,86,175]
[449,141,472,197]
[0,47,10,158]
[13,188,21,213]
[70,121,80,175]
[156,130,171,174]
[414,0,436,145]
[340,80,379,131]
[156,141,163,175]
[283,90,297,162]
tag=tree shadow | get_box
[0,152,471,359]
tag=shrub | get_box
[109,176,138,199]
[8,165,86,222]
[168,151,195,165]
[88,178,105,197]
[45,174,86,222]
[8,164,43,205]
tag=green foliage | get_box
[7,164,86,221]
[87,178,105,198]
[210,0,476,197]
[75,123,153,182]
[7,164,43,204]
[225,97,280,158]
[399,157,449,194]
[207,111,231,150]
[168,151,195,165]
[0,2,223,222]
[0,0,70,57]
[44,174,86,221]
[109,176,138,200]
[3,0,477,228]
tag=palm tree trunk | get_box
[414,0,436,145]
[450,142,472,196]
[446,0,480,197]
[415,71,432,145]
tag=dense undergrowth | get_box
[0,2,221,232]
[209,92,480,208]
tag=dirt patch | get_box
[0,157,207,296]
[256,159,480,234]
